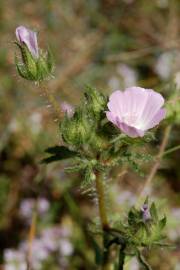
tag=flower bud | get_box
[85,86,107,118]
[15,26,54,81]
[61,102,74,118]
[141,204,151,222]
[61,109,93,146]
[16,26,39,59]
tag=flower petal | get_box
[140,89,165,128]
[144,108,166,130]
[117,120,145,138]
[123,87,149,119]
[107,90,124,119]
[106,111,117,126]
[106,112,145,138]
[16,26,39,59]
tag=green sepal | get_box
[150,202,158,223]
[84,85,107,119]
[15,43,54,82]
[60,108,94,146]
[158,216,166,230]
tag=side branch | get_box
[137,125,172,206]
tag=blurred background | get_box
[0,0,180,269]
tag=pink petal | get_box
[116,119,145,138]
[106,111,117,126]
[140,89,165,127]
[123,87,149,119]
[16,26,39,59]
[106,112,144,138]
[144,108,166,130]
[107,90,124,118]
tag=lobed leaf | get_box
[42,145,78,163]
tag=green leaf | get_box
[65,164,85,173]
[42,145,78,163]
[150,203,158,222]
[84,166,96,183]
[128,207,140,226]
[144,197,149,205]
[91,238,103,265]
[158,216,166,230]
[47,48,54,73]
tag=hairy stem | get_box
[137,250,152,270]
[95,171,108,228]
[95,171,111,270]
[118,245,126,270]
[136,125,171,207]
[163,144,180,156]
[27,210,37,270]
[39,83,63,119]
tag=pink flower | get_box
[61,102,74,118]
[141,204,151,222]
[106,87,166,138]
[16,26,39,59]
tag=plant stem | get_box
[137,250,152,270]
[118,245,126,270]
[39,83,63,119]
[136,125,171,207]
[95,171,108,228]
[162,144,180,156]
[95,171,111,270]
[27,210,37,270]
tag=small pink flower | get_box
[141,204,151,222]
[16,26,39,59]
[106,87,166,138]
[61,102,74,118]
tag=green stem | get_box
[39,83,63,119]
[95,171,108,228]
[95,171,111,270]
[137,250,152,270]
[118,245,126,270]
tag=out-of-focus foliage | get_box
[0,0,179,269]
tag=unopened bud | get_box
[15,26,54,81]
[141,204,151,222]
[16,26,39,59]
[61,109,93,146]
[85,86,107,118]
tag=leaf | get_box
[150,203,158,222]
[42,145,78,163]
[91,238,103,265]
[158,216,166,230]
[65,164,85,173]
[128,207,140,225]
[47,48,54,73]
[84,166,96,183]
[144,197,149,205]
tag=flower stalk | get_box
[95,171,108,229]
[40,84,63,119]
[118,244,126,270]
[137,250,152,270]
[27,209,37,270]
[95,171,111,270]
[136,124,172,207]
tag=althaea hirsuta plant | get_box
[15,26,175,270]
